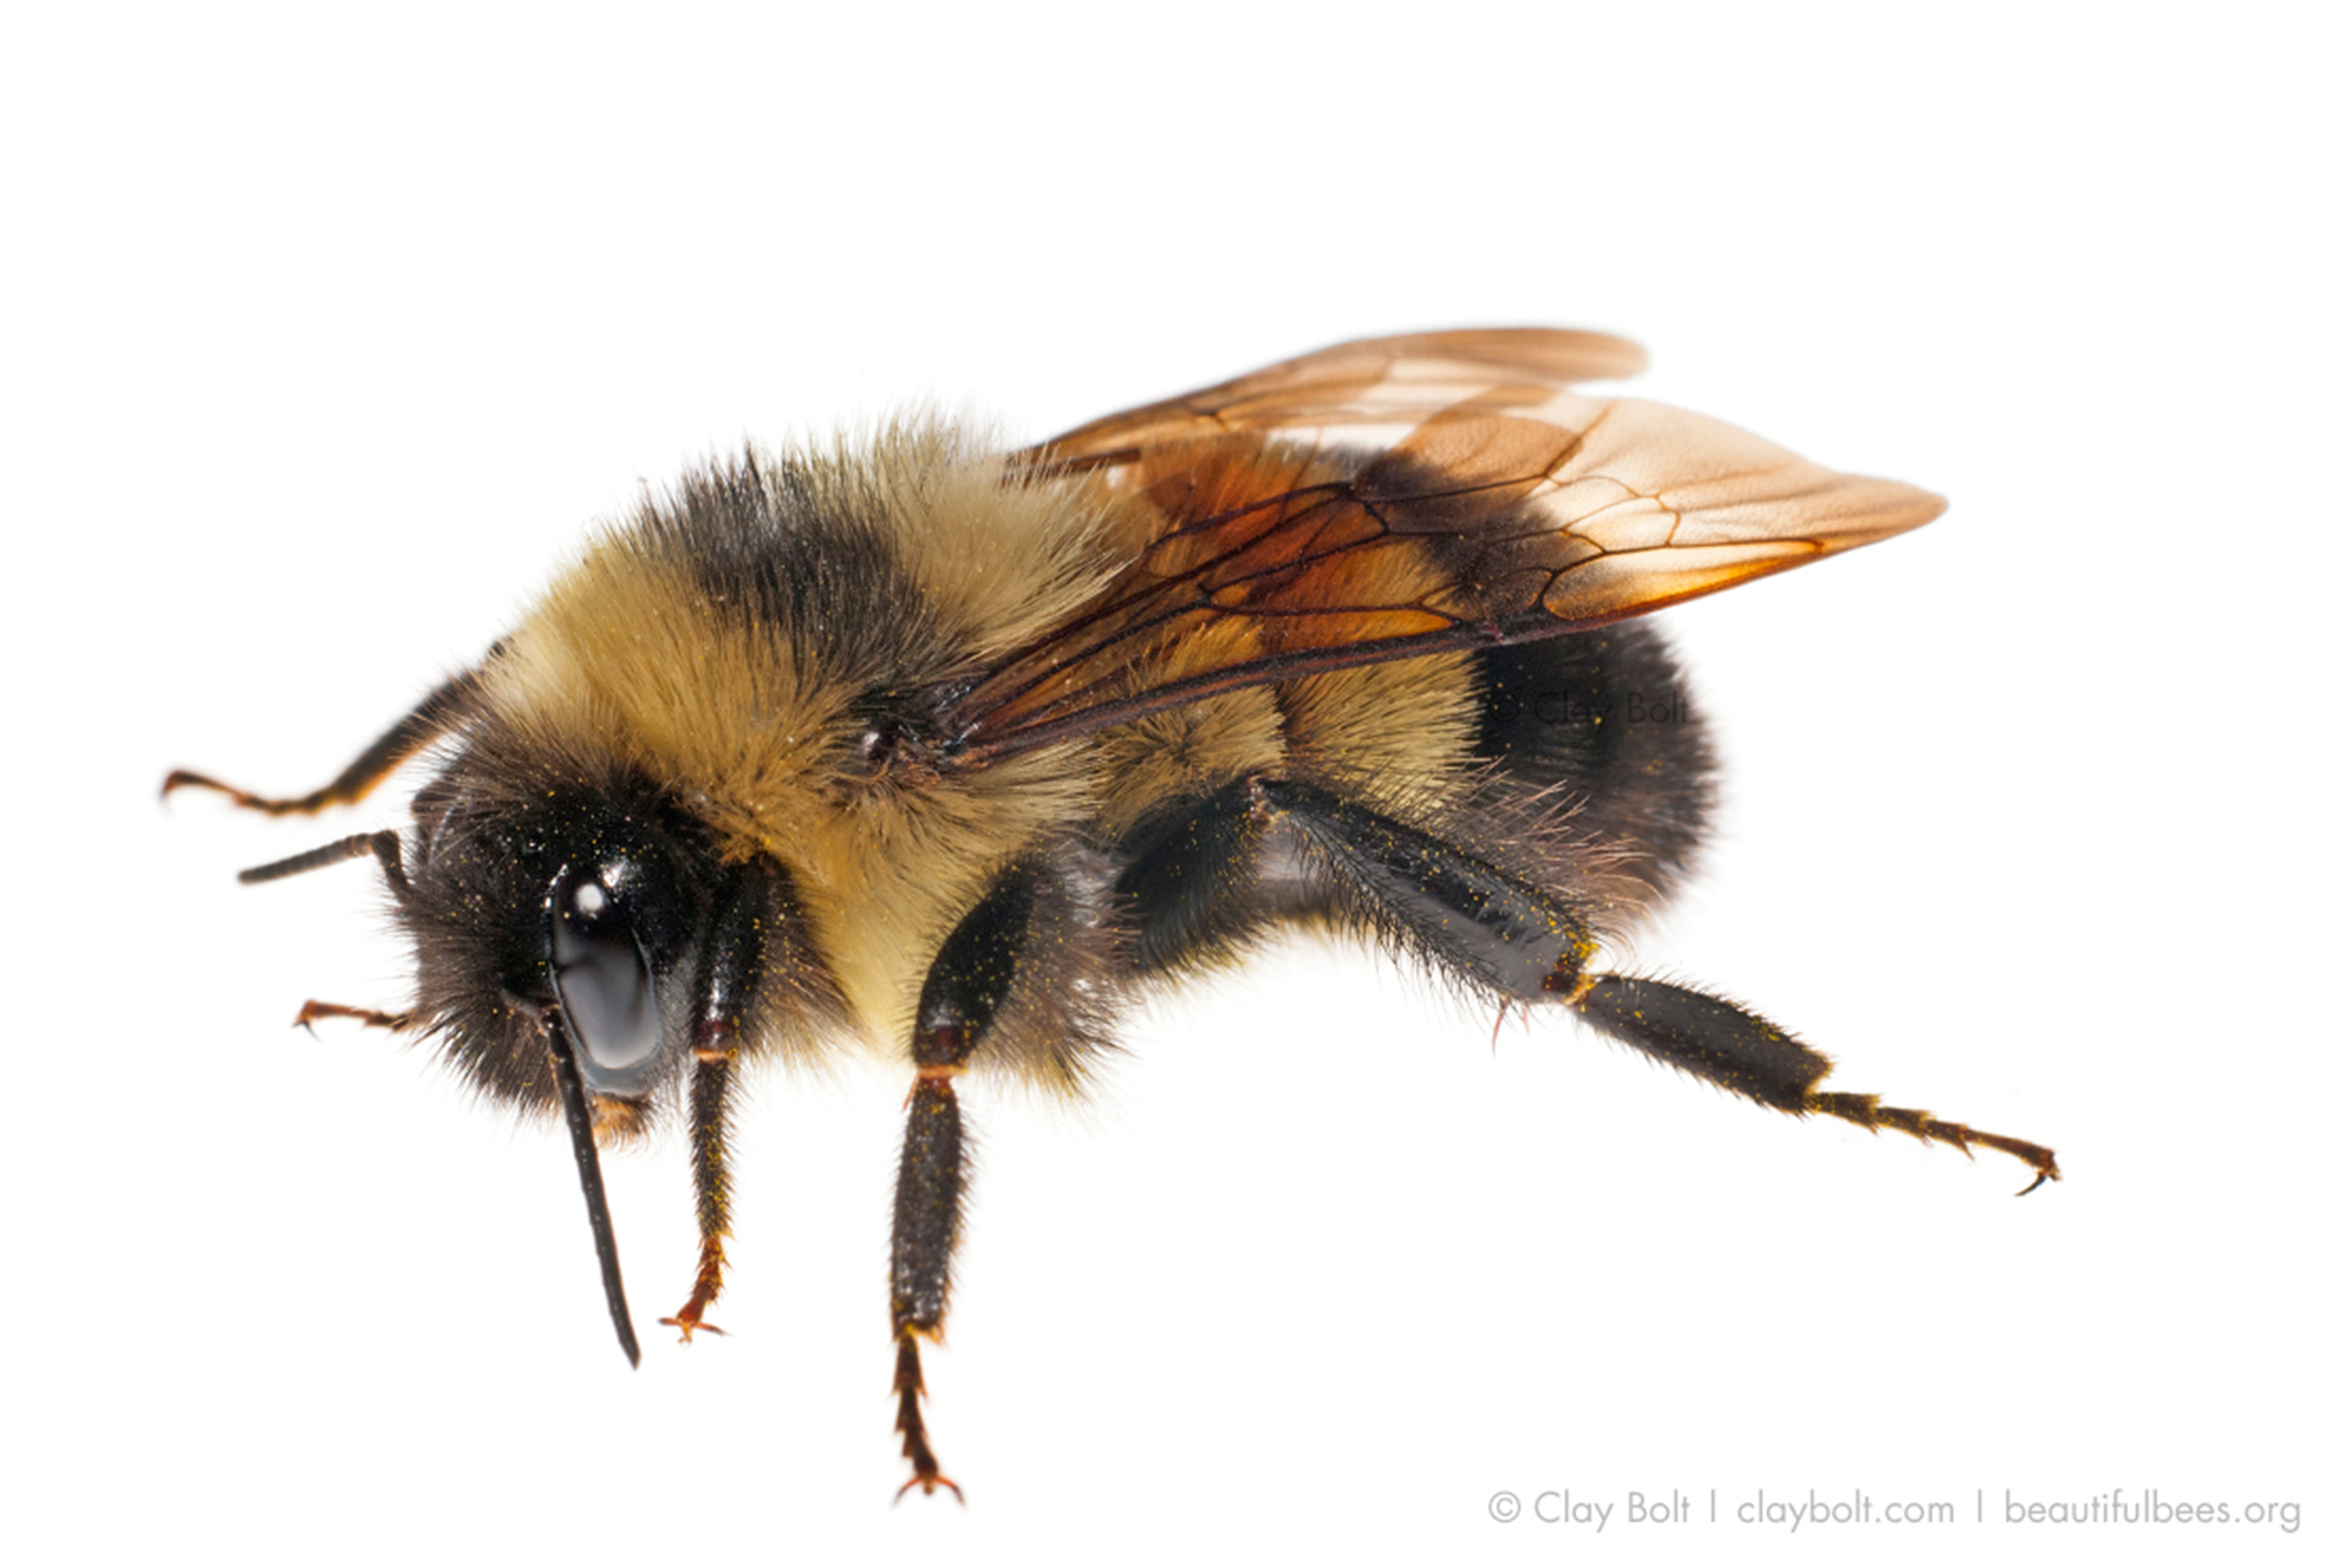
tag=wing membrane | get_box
[943,333,1940,767]
[1024,328,1648,472]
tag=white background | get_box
[5,3,2340,1564]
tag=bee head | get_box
[393,763,717,1121]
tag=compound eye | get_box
[552,872,661,1075]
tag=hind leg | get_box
[1253,778,2058,1189]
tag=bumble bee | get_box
[166,330,2056,1498]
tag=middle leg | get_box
[888,869,1038,1501]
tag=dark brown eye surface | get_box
[552,871,661,1078]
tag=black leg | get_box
[662,1054,739,1340]
[232,829,408,891]
[163,661,487,815]
[293,999,417,1032]
[251,842,420,1032]
[662,876,770,1341]
[1255,779,2059,1189]
[889,869,1037,1501]
[1563,976,2058,1190]
[892,1072,965,1500]
[1112,780,1272,972]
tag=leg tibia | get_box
[1257,779,1596,998]
[662,1054,738,1340]
[891,1075,966,1500]
[163,663,486,815]
[664,877,769,1341]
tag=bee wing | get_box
[1020,328,1651,473]
[946,334,1942,766]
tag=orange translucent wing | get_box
[943,334,1942,768]
[1022,327,1650,473]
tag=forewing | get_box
[945,337,1941,767]
[1022,328,1650,473]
